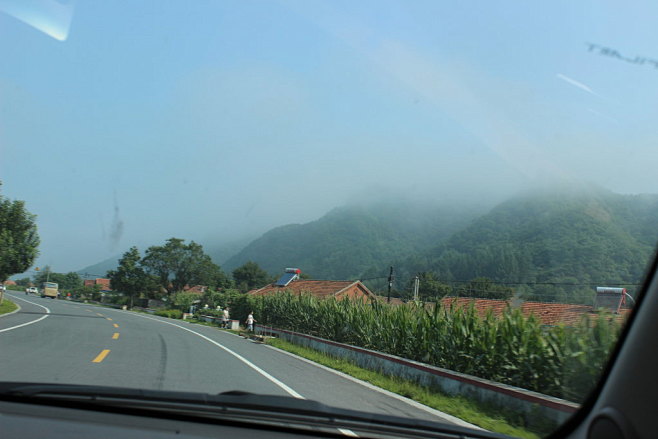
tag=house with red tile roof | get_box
[248,279,376,301]
[182,285,208,295]
[247,268,376,301]
[381,287,631,326]
[84,278,111,291]
[439,295,630,326]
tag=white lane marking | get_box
[33,303,472,428]
[70,307,372,436]
[265,345,484,431]
[0,294,51,333]
[112,311,303,399]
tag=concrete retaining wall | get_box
[256,324,579,428]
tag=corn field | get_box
[238,293,621,402]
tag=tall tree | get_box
[15,277,32,287]
[107,247,155,308]
[197,257,233,290]
[0,186,39,287]
[232,261,272,292]
[141,238,228,296]
[61,272,83,290]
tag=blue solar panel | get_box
[275,272,297,286]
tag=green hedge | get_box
[245,293,621,402]
[154,309,183,319]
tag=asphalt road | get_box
[0,293,475,428]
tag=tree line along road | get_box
[0,293,476,428]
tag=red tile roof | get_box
[375,296,406,306]
[84,278,111,290]
[439,297,629,326]
[522,302,597,326]
[182,285,207,295]
[247,279,375,299]
[442,297,510,318]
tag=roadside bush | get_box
[105,294,129,306]
[154,309,183,319]
[196,308,223,317]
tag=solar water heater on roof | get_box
[275,272,298,287]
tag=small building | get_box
[84,278,111,291]
[379,285,632,326]
[182,285,208,295]
[247,268,376,302]
[440,297,595,326]
[439,294,631,326]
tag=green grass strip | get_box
[0,299,18,315]
[267,337,542,439]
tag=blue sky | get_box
[1,0,658,272]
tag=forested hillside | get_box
[223,201,482,280]
[387,188,658,302]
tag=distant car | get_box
[26,287,38,294]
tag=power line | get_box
[443,280,641,287]
[359,269,642,287]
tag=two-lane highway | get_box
[0,293,477,429]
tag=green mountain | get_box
[389,187,658,301]
[77,255,121,279]
[223,201,483,280]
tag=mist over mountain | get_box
[380,187,658,300]
[222,200,485,279]
[76,187,658,304]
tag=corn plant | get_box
[252,292,621,402]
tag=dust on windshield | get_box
[1,1,656,438]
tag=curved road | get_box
[0,293,475,428]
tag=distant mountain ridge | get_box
[77,256,121,279]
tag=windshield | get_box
[1,1,656,438]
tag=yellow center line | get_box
[106,317,113,321]
[113,323,119,328]
[112,333,120,340]
[92,349,111,363]
[85,309,92,313]
[96,313,104,317]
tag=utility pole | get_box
[387,266,394,303]
[413,274,420,301]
